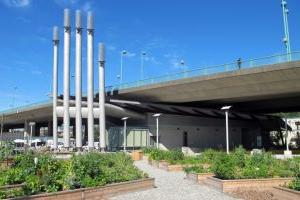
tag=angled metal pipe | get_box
[98,43,106,151]
[63,8,71,148]
[52,26,59,149]
[75,10,83,149]
[87,11,94,149]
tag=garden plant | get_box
[0,151,147,199]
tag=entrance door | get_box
[183,131,188,147]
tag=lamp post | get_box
[141,52,146,80]
[221,106,231,154]
[121,117,129,151]
[153,113,162,149]
[29,122,36,148]
[281,0,291,61]
[120,50,127,84]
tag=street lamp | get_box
[120,50,127,84]
[180,59,186,78]
[152,113,162,149]
[121,117,129,151]
[281,0,291,61]
[221,106,231,154]
[141,52,146,80]
[29,122,36,148]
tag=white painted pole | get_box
[225,111,229,154]
[98,43,106,151]
[75,10,82,149]
[52,26,59,149]
[63,8,71,148]
[123,119,127,151]
[285,117,289,151]
[87,11,94,149]
[156,117,159,149]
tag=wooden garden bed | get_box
[12,178,155,200]
[205,176,293,193]
[272,186,300,200]
[186,172,214,183]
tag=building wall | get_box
[146,114,261,151]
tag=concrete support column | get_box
[24,120,29,143]
[75,10,83,149]
[63,9,71,148]
[52,26,59,149]
[98,43,106,151]
[87,12,94,149]
[48,121,53,136]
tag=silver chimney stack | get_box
[98,43,106,151]
[52,26,59,149]
[63,8,71,148]
[75,10,83,149]
[87,11,94,149]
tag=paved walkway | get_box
[111,160,237,200]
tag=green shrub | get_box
[141,147,155,155]
[165,149,184,164]
[211,152,236,179]
[184,165,210,174]
[0,152,146,198]
[200,149,221,164]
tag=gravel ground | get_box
[110,160,237,200]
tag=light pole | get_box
[153,113,162,149]
[120,50,127,84]
[29,122,36,148]
[281,0,291,61]
[221,106,231,154]
[141,52,146,80]
[121,117,129,151]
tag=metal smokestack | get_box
[52,26,59,149]
[75,10,83,149]
[63,8,71,148]
[87,11,94,149]
[98,43,106,151]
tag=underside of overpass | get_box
[107,61,300,114]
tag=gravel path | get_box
[111,160,237,200]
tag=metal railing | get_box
[106,51,300,93]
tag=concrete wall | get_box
[146,114,261,151]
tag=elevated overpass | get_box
[107,52,300,113]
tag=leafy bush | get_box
[0,152,146,198]
[141,147,155,155]
[184,165,211,174]
[211,147,296,180]
[200,149,221,164]
[211,152,236,179]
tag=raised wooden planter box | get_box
[12,178,155,200]
[186,172,214,183]
[205,177,293,193]
[0,183,25,191]
[273,186,300,200]
[131,151,143,161]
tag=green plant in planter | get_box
[211,152,236,179]
[141,147,155,155]
[165,149,184,164]
[200,149,221,164]
[0,142,14,161]
[184,165,210,174]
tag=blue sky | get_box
[0,0,300,110]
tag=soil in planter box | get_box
[228,189,279,200]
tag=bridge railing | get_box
[105,51,300,93]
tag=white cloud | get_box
[2,0,31,7]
